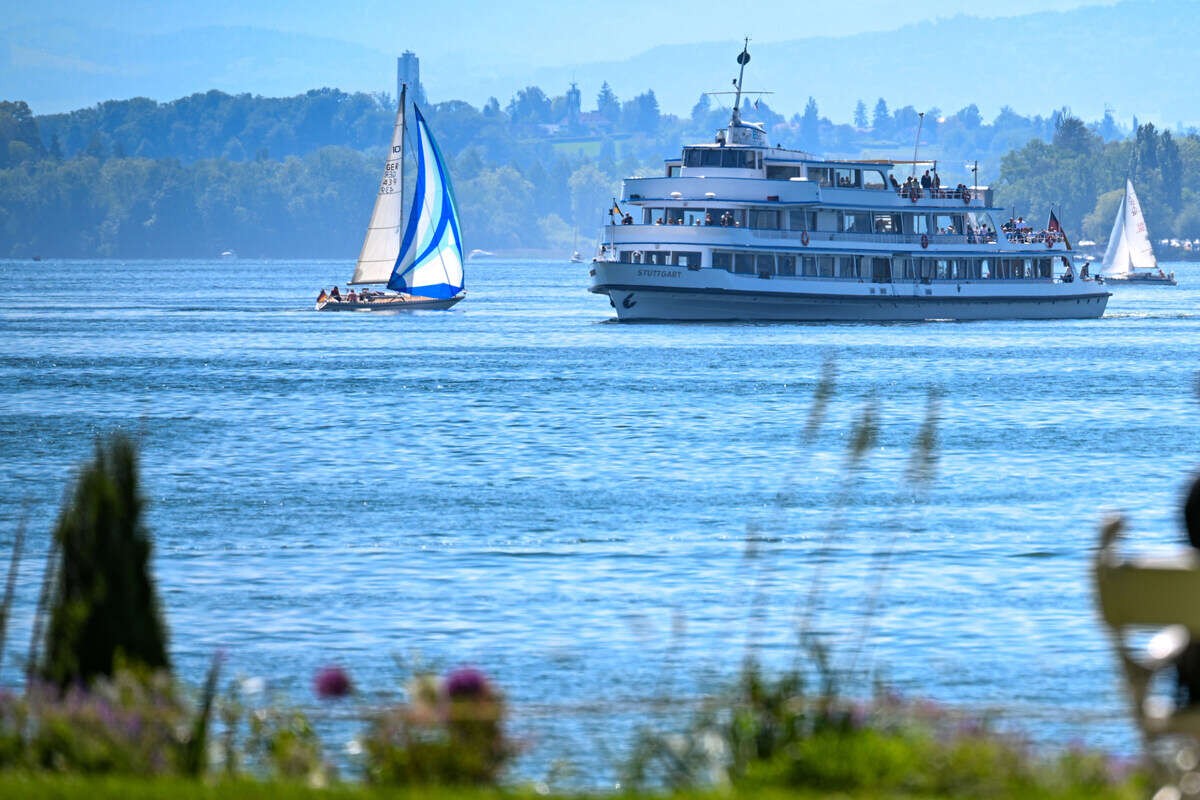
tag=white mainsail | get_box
[350,87,406,285]
[387,105,465,299]
[1101,179,1157,276]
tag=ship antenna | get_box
[910,111,925,178]
[731,36,750,126]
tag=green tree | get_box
[691,93,711,122]
[568,163,615,230]
[853,100,868,129]
[596,82,620,124]
[872,98,890,133]
[800,97,820,151]
[41,434,170,688]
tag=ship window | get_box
[756,254,775,275]
[683,209,707,226]
[836,255,859,278]
[934,214,960,234]
[664,208,684,225]
[816,211,838,231]
[808,167,833,186]
[666,165,681,177]
[841,211,871,233]
[701,149,722,167]
[673,251,701,269]
[1024,258,1035,279]
[935,259,949,279]
[863,170,887,190]
[684,149,704,167]
[734,252,755,274]
[619,251,633,263]
[777,254,796,276]
[646,251,670,265]
[871,257,892,282]
[873,213,901,234]
[980,258,992,278]
[921,259,936,279]
[766,165,802,180]
[906,214,929,235]
[802,256,817,276]
[645,208,667,224]
[751,209,779,229]
[788,210,808,231]
[818,256,835,277]
[712,251,733,271]
[1037,258,1052,278]
[834,168,861,188]
[721,150,757,168]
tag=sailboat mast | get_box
[399,82,407,232]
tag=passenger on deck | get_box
[347,288,358,302]
[655,217,664,225]
[932,172,941,191]
[890,174,901,190]
[704,213,714,226]
[330,286,342,300]
[921,170,932,189]
[623,213,633,225]
[1062,262,1075,283]
[1080,262,1090,279]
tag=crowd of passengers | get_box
[894,170,973,201]
[316,286,402,304]
[1001,217,1067,245]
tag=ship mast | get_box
[731,37,750,126]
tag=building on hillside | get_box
[397,51,426,105]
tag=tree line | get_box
[0,83,1196,258]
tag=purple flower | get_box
[314,665,352,699]
[444,667,492,701]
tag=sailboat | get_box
[1099,179,1176,286]
[569,228,584,263]
[316,85,466,311]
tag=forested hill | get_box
[3,85,1200,259]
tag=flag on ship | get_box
[1048,210,1071,249]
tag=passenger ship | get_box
[587,45,1110,322]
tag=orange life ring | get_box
[801,231,810,246]
[910,192,918,204]
[920,233,929,249]
[1045,236,1055,249]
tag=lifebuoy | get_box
[920,234,929,249]
[1045,236,1055,249]
[800,231,810,246]
[962,190,971,204]
[910,192,918,204]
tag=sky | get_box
[13,0,1118,70]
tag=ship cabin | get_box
[603,123,1078,285]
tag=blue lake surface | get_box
[1,257,1199,784]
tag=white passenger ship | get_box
[588,45,1110,322]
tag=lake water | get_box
[1,257,1198,785]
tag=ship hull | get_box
[589,263,1109,321]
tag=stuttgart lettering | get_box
[636,269,682,278]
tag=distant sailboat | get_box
[570,228,584,263]
[317,85,466,311]
[1100,179,1175,285]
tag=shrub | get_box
[41,434,169,688]
[363,668,511,785]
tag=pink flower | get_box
[444,667,492,701]
[313,665,352,699]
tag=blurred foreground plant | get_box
[40,433,169,688]
[363,667,512,785]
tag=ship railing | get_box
[896,186,972,201]
[751,230,987,245]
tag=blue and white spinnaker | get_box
[388,106,465,299]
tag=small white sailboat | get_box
[569,228,584,263]
[1099,179,1176,286]
[317,85,466,311]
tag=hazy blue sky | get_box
[12,0,1117,68]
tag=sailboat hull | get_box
[316,293,465,312]
[1103,273,1176,286]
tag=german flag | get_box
[611,199,623,219]
[1048,210,1071,249]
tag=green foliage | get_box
[625,661,1141,799]
[247,706,330,783]
[41,434,169,689]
